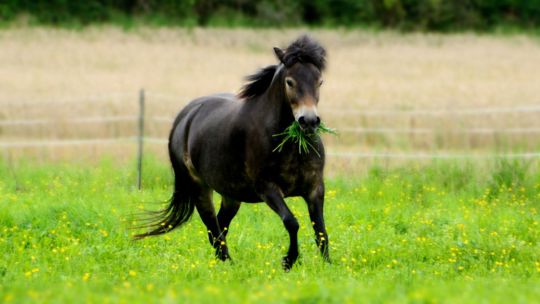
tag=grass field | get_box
[1,158,539,303]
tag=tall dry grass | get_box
[1,27,539,163]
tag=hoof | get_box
[217,254,229,261]
[281,256,295,272]
[323,255,331,264]
[215,248,231,262]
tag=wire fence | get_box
[321,105,540,116]
[0,116,138,126]
[2,137,540,159]
[0,137,135,148]
[5,117,540,135]
[1,90,540,160]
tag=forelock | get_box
[281,35,326,71]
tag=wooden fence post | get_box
[137,89,145,190]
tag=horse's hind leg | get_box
[195,190,231,261]
[217,196,241,238]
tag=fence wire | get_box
[1,92,539,159]
[2,136,539,160]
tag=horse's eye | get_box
[286,79,295,88]
[318,80,324,87]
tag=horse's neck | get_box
[254,74,294,132]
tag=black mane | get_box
[238,65,277,99]
[281,35,326,71]
[238,35,326,100]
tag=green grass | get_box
[273,121,337,156]
[1,157,539,303]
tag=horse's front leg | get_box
[304,182,330,262]
[260,185,299,271]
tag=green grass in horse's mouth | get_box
[273,121,337,156]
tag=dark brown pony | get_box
[135,35,329,270]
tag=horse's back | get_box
[176,92,237,117]
[170,92,243,162]
[181,93,242,131]
[172,93,240,129]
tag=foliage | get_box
[0,158,539,302]
[0,0,539,31]
[273,121,337,156]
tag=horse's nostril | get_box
[315,116,321,126]
[298,116,307,127]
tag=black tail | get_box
[133,151,197,240]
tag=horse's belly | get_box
[195,163,256,202]
[215,184,262,203]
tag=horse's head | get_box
[274,35,326,133]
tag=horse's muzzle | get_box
[298,114,321,133]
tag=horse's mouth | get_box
[299,125,318,135]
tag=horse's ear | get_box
[273,47,285,63]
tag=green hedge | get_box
[1,0,539,31]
